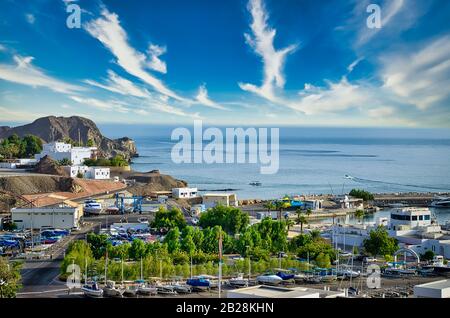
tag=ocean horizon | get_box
[99,124,450,200]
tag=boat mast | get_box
[121,258,124,286]
[85,258,88,285]
[140,257,143,281]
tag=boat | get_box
[84,200,103,215]
[422,256,450,277]
[430,196,450,208]
[336,269,360,279]
[256,273,283,285]
[82,282,103,298]
[228,274,249,288]
[136,282,158,295]
[103,280,124,298]
[106,206,120,214]
[249,181,262,186]
[122,285,138,297]
[172,283,192,294]
[138,217,149,224]
[156,284,177,295]
[186,277,211,290]
[276,271,295,281]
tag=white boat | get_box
[103,281,124,298]
[431,196,450,208]
[122,285,138,297]
[138,217,149,224]
[256,273,283,285]
[82,282,103,298]
[84,200,103,215]
[228,274,249,287]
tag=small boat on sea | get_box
[249,181,262,186]
[430,196,450,208]
[82,282,103,298]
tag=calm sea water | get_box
[100,125,450,200]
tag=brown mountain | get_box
[0,116,138,160]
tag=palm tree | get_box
[275,201,288,221]
[296,214,308,234]
[310,229,321,241]
[285,219,295,232]
[263,201,275,218]
[305,208,312,217]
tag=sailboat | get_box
[136,258,157,295]
[228,273,249,287]
[82,259,103,298]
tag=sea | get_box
[99,124,450,223]
[100,124,450,200]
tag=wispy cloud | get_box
[195,84,228,110]
[84,8,184,101]
[0,55,84,94]
[380,35,450,109]
[84,70,151,98]
[239,0,297,102]
[25,13,36,25]
[69,95,130,113]
[147,44,167,74]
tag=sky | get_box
[0,0,449,128]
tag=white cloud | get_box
[84,70,151,98]
[380,35,450,109]
[69,95,130,113]
[368,106,394,118]
[347,57,364,73]
[239,0,297,102]
[0,55,84,94]
[147,44,167,74]
[84,8,184,101]
[195,84,228,110]
[25,13,36,25]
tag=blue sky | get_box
[0,0,449,127]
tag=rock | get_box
[0,116,138,160]
[33,155,68,176]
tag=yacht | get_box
[430,196,450,208]
[256,273,283,285]
[228,274,249,288]
[103,281,124,298]
[84,200,103,215]
[82,282,104,298]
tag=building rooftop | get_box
[227,285,344,298]
[415,280,450,290]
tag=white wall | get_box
[11,207,80,230]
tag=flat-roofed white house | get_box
[172,187,198,199]
[202,193,238,209]
[35,142,96,165]
[11,206,82,230]
[64,166,110,180]
[414,280,450,298]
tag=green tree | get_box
[129,239,148,260]
[355,209,365,225]
[58,158,73,166]
[275,200,289,221]
[349,189,374,201]
[164,228,181,253]
[198,205,249,235]
[151,207,186,232]
[110,155,128,167]
[21,135,43,158]
[86,139,95,147]
[86,233,109,259]
[296,214,308,233]
[421,250,435,262]
[315,253,331,268]
[0,257,22,298]
[181,226,197,256]
[363,226,399,257]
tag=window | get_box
[419,215,423,221]
[424,215,430,220]
[412,216,418,221]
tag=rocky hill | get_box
[0,116,138,160]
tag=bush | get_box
[349,189,374,201]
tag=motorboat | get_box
[186,277,211,290]
[276,271,295,281]
[256,273,283,285]
[430,196,450,208]
[422,256,450,276]
[82,282,103,298]
[249,181,262,186]
[228,274,249,288]
[156,284,177,295]
[138,217,149,224]
[122,285,138,297]
[136,281,158,295]
[336,269,360,279]
[103,280,124,298]
[172,283,192,294]
[84,200,103,215]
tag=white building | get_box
[414,280,450,298]
[11,206,81,230]
[331,207,450,259]
[35,142,96,166]
[303,199,323,211]
[65,165,110,180]
[202,193,238,209]
[0,158,38,169]
[227,285,345,298]
[172,187,198,199]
